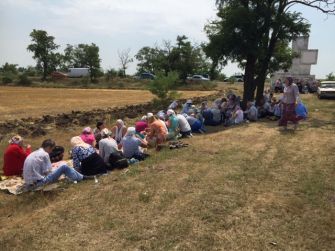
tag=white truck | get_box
[67,68,90,78]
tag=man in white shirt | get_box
[23,139,85,187]
[176,114,192,138]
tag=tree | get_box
[0,63,18,75]
[326,72,335,80]
[62,43,102,81]
[135,36,211,80]
[148,72,179,100]
[27,29,59,81]
[117,48,133,77]
[206,0,334,107]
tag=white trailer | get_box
[67,68,90,78]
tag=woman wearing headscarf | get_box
[119,127,148,161]
[3,135,31,176]
[111,119,127,144]
[80,127,96,147]
[71,136,108,175]
[146,115,168,149]
[278,77,300,130]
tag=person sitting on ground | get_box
[257,97,271,118]
[181,100,193,114]
[200,101,208,114]
[135,115,148,139]
[166,109,180,140]
[80,127,96,147]
[213,97,225,109]
[23,139,85,187]
[119,127,148,161]
[224,94,237,124]
[71,136,108,175]
[211,107,222,125]
[49,146,65,163]
[93,121,106,149]
[176,113,192,138]
[146,115,168,149]
[244,101,258,122]
[186,113,205,133]
[111,119,127,144]
[168,100,179,110]
[231,106,244,125]
[295,99,308,120]
[3,135,31,176]
[98,128,119,166]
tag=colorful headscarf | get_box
[9,135,23,145]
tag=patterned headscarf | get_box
[9,135,23,145]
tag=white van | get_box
[67,68,90,78]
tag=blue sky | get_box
[0,0,334,78]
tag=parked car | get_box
[224,74,244,82]
[186,75,210,81]
[317,81,335,99]
[140,72,155,80]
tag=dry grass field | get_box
[0,86,215,121]
[0,92,334,250]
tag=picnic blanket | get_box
[0,160,73,195]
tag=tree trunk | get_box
[242,54,257,109]
[255,35,279,105]
[42,61,47,81]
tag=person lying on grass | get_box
[23,139,90,188]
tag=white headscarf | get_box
[115,119,125,142]
[126,127,136,137]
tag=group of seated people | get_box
[1,102,207,188]
[251,89,308,121]
[2,93,308,189]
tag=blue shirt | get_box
[121,136,142,158]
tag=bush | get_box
[2,75,13,84]
[17,74,32,86]
[148,72,179,100]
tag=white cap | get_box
[167,109,175,116]
[101,128,111,137]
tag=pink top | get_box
[283,84,299,104]
[80,134,95,146]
